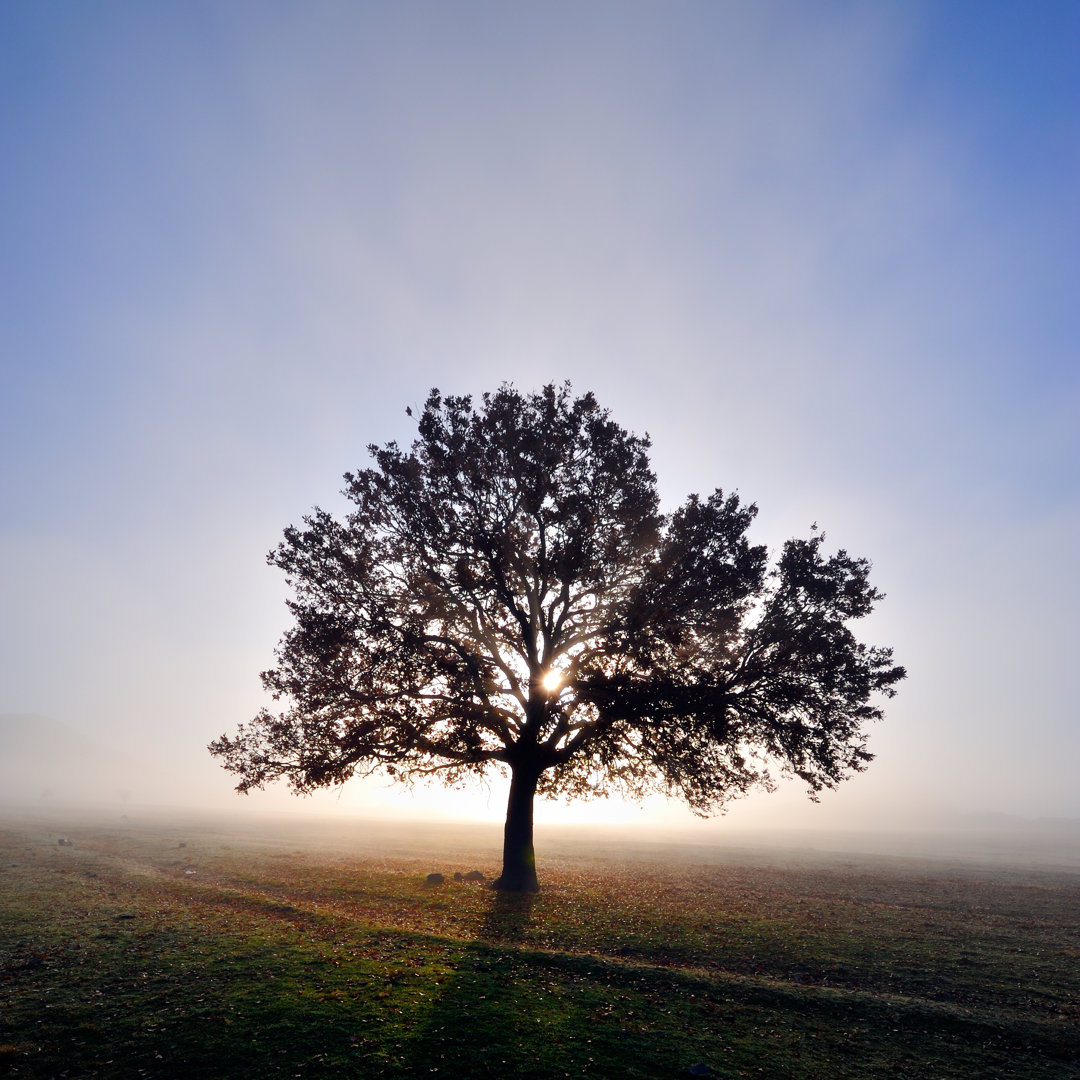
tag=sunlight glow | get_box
[541,669,563,692]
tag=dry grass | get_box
[1,813,1078,1078]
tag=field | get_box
[1,812,1078,1079]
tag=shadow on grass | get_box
[397,889,716,1080]
[477,887,537,943]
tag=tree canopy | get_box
[210,384,904,889]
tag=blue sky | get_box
[1,2,1077,827]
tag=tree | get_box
[210,384,905,891]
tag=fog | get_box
[7,802,1080,881]
[2,5,1077,840]
[4,713,1078,877]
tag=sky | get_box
[1,1,1077,831]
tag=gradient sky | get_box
[2,2,1077,828]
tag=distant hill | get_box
[0,713,185,808]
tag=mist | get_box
[5,712,1078,881]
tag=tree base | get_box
[491,872,540,893]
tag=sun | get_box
[541,669,563,692]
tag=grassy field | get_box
[1,813,1078,1079]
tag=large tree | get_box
[211,384,904,891]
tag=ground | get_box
[1,811,1077,1078]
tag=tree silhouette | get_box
[210,384,904,890]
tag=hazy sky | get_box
[2,2,1077,828]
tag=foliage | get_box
[211,384,903,821]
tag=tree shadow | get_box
[476,887,537,944]
[395,889,567,1076]
[396,884,736,1078]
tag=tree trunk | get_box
[492,763,540,892]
